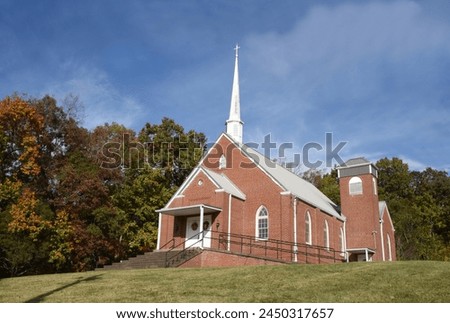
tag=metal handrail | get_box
[159,238,175,250]
[163,230,342,267]
[164,232,204,267]
[213,231,340,264]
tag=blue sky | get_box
[1,0,450,171]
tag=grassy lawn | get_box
[0,261,449,303]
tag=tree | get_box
[317,169,340,205]
[139,117,206,187]
[411,168,450,243]
[301,168,340,205]
[376,158,449,260]
[0,95,126,275]
[106,118,206,255]
[112,167,174,254]
[376,157,413,200]
[0,96,44,182]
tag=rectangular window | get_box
[258,218,268,239]
[350,183,362,194]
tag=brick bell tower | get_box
[337,157,382,261]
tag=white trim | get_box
[349,176,363,195]
[162,166,203,208]
[197,132,237,170]
[156,204,222,216]
[380,201,396,232]
[346,248,376,252]
[197,168,221,190]
[387,234,393,261]
[157,212,162,250]
[346,247,376,261]
[380,219,385,261]
[199,205,204,248]
[343,219,348,262]
[228,193,232,251]
[324,219,330,251]
[305,211,312,245]
[280,191,291,195]
[215,171,246,200]
[336,160,373,170]
[293,197,298,262]
[161,132,232,208]
[185,214,212,249]
[339,227,345,256]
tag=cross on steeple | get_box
[234,44,240,57]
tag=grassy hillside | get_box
[0,261,449,303]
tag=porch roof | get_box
[346,248,375,254]
[156,204,222,216]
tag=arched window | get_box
[305,211,312,245]
[373,178,378,195]
[219,154,226,169]
[387,234,392,261]
[349,176,363,195]
[323,220,330,250]
[256,206,268,240]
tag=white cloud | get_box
[246,1,450,77]
[398,155,428,171]
[43,62,144,130]
[238,0,450,169]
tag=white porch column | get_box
[156,212,162,250]
[199,205,204,249]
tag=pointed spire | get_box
[226,44,244,144]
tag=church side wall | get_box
[294,200,345,264]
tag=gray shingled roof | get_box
[202,167,246,200]
[341,157,371,167]
[241,144,344,220]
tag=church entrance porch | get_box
[157,204,221,250]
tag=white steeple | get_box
[226,44,244,144]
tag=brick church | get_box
[156,46,396,267]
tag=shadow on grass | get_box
[25,274,103,303]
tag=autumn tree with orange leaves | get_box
[0,94,206,277]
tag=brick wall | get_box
[159,134,346,266]
[179,249,286,268]
[339,173,380,252]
